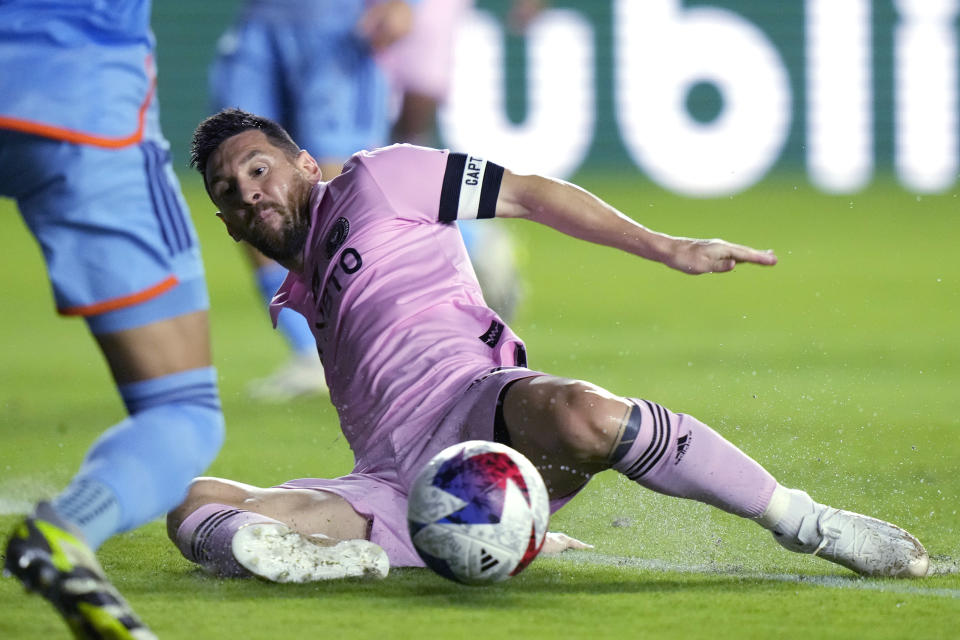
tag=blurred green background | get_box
[2,177,958,639]
[152,0,938,188]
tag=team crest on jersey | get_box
[325,217,350,258]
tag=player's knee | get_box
[546,380,624,463]
[165,476,238,540]
[184,476,235,508]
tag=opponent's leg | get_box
[3,106,223,636]
[5,312,224,640]
[167,478,387,582]
[501,375,928,578]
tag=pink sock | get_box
[611,399,777,518]
[174,503,283,577]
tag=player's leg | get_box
[14,127,225,549]
[167,477,387,582]
[391,91,440,145]
[168,477,371,543]
[2,120,224,637]
[500,375,929,577]
[6,315,225,637]
[75,312,223,542]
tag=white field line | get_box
[561,552,960,599]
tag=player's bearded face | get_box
[244,172,312,262]
[206,130,319,264]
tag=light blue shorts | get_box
[210,11,389,161]
[0,102,209,334]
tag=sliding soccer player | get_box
[170,108,927,583]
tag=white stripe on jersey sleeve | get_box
[455,155,488,220]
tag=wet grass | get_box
[1,174,957,638]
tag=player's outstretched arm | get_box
[496,171,777,274]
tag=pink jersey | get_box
[271,144,525,487]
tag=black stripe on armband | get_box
[477,161,504,219]
[438,152,467,222]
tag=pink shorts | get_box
[279,367,544,567]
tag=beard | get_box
[247,176,312,263]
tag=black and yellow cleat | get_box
[4,511,157,639]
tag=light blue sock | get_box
[255,263,316,355]
[50,478,121,545]
[51,367,224,549]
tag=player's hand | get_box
[540,531,594,554]
[358,0,414,52]
[665,238,777,275]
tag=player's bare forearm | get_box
[496,172,669,257]
[497,171,777,274]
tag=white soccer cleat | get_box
[247,353,328,401]
[231,523,389,583]
[773,507,929,578]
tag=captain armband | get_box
[438,153,505,222]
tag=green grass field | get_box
[1,173,958,639]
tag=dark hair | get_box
[190,108,301,176]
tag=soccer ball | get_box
[407,440,550,585]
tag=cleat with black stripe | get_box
[3,510,157,639]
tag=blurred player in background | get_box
[377,0,546,322]
[376,0,472,147]
[209,0,415,401]
[169,109,929,584]
[379,0,546,146]
[0,1,225,637]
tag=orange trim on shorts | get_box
[59,275,179,317]
[0,54,156,149]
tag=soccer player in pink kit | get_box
[169,108,929,583]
